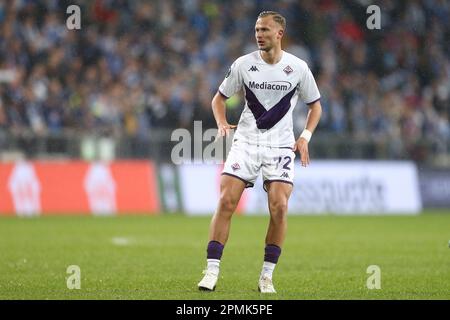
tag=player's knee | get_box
[218,194,238,213]
[269,200,288,220]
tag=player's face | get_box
[255,16,283,51]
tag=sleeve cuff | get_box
[218,90,229,99]
[306,97,321,105]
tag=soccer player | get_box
[198,11,322,293]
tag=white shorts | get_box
[222,140,295,191]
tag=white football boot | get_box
[198,269,219,291]
[258,274,276,293]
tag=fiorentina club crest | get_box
[231,163,241,171]
[283,65,293,75]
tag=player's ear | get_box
[278,28,284,39]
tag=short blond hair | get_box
[257,11,286,31]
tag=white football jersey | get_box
[219,50,320,147]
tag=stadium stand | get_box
[0,0,448,165]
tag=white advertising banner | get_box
[178,161,422,215]
[247,161,422,214]
[179,164,221,215]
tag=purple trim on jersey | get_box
[243,85,297,130]
[221,172,254,188]
[306,97,321,105]
[218,90,229,99]
[243,85,266,119]
[257,87,297,129]
[263,179,294,192]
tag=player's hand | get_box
[293,137,310,167]
[215,123,237,141]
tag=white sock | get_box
[261,261,276,279]
[207,259,220,274]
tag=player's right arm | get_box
[213,59,242,139]
[212,92,236,139]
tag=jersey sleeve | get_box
[299,67,321,104]
[218,60,243,99]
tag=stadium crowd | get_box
[0,0,449,161]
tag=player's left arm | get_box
[293,100,322,167]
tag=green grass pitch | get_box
[0,211,449,300]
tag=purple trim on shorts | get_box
[306,97,321,105]
[264,244,282,264]
[218,90,229,99]
[207,240,224,260]
[221,172,254,188]
[263,179,294,192]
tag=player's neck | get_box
[259,47,283,65]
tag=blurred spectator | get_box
[0,0,448,161]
